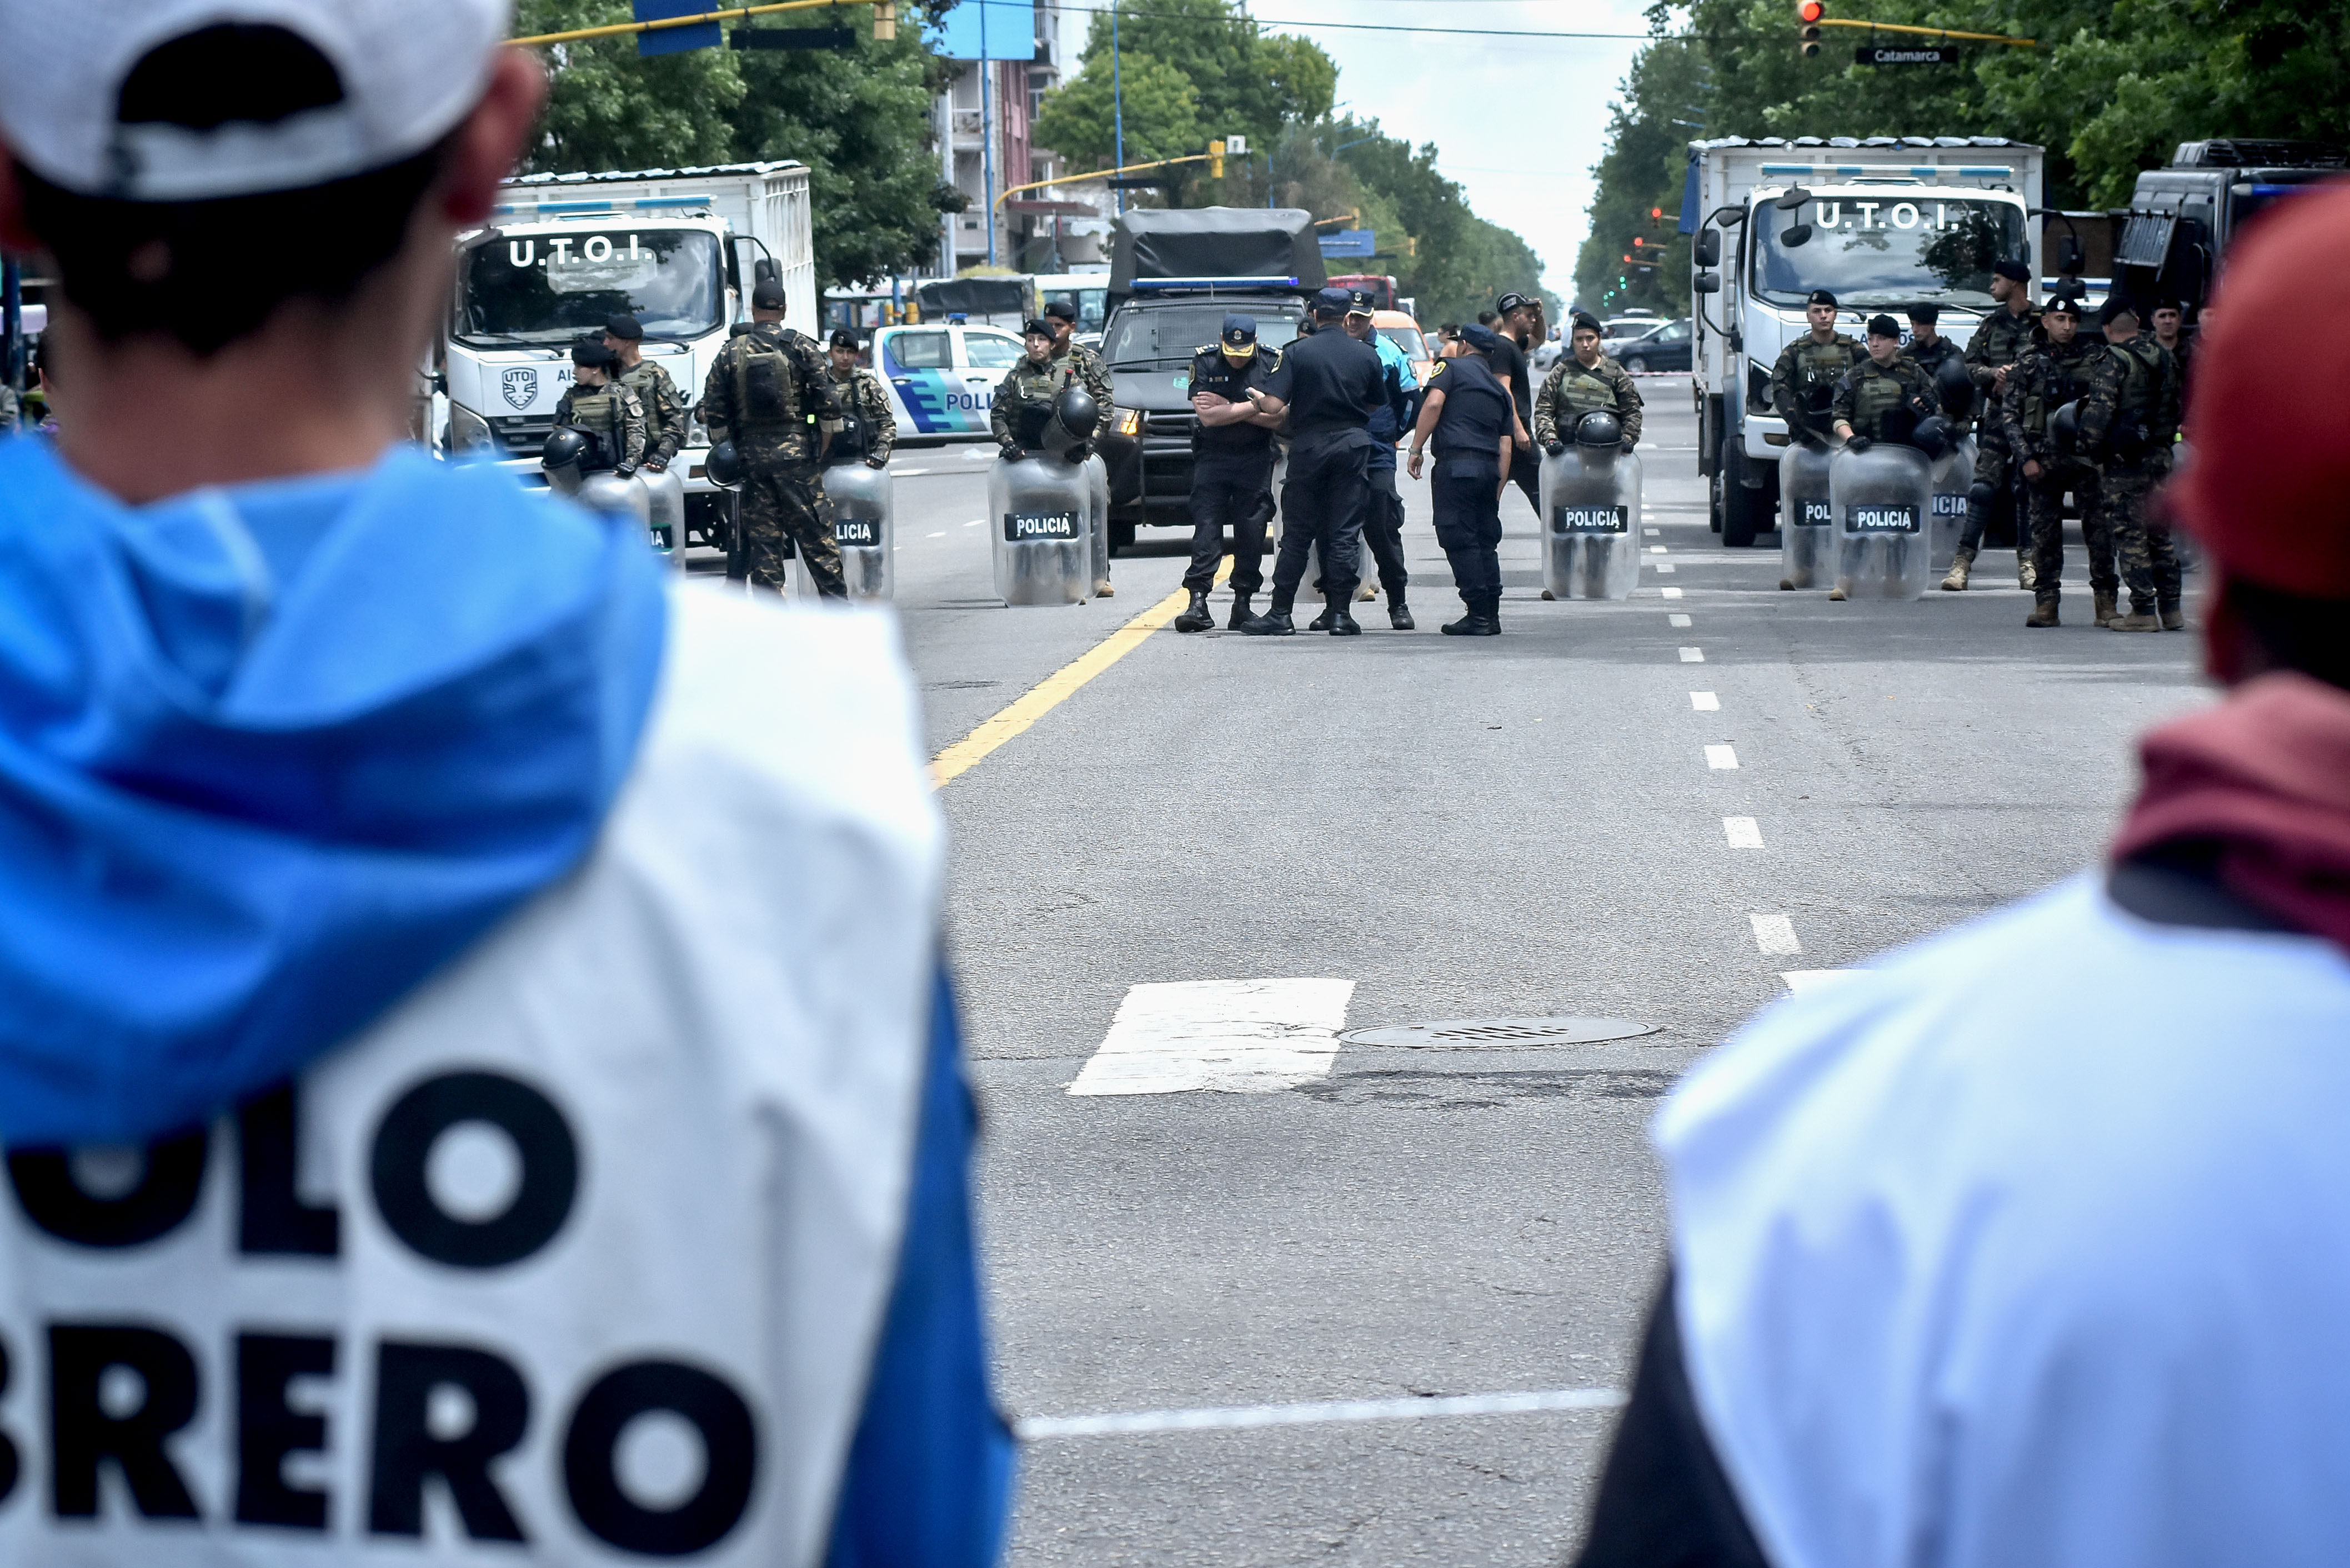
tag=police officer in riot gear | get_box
[1946,257,2043,591]
[1830,317,1938,453]
[1770,289,1861,449]
[2002,293,2109,627]
[1174,314,1282,633]
[1406,322,1515,636]
[992,318,1081,462]
[1240,286,1385,637]
[1535,313,1643,453]
[2080,297,2184,632]
[553,338,647,475]
[700,277,845,596]
[825,328,896,469]
[1043,297,1114,409]
[1902,302,1963,384]
[603,312,683,473]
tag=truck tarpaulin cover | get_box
[1109,207,1326,292]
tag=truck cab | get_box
[1685,138,2044,545]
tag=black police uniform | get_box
[1487,329,1539,512]
[1259,321,1384,615]
[1183,338,1277,601]
[1355,318,1419,619]
[1424,348,1514,616]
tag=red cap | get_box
[2173,181,2350,597]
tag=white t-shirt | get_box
[1658,873,2350,1568]
[0,588,943,1565]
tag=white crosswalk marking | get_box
[1679,647,1704,662]
[1668,614,1692,628]
[1068,979,1355,1096]
[1661,586,1684,599]
[1689,690,1718,710]
[1750,914,1802,955]
[1705,744,1738,769]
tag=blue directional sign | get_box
[1318,230,1376,258]
[635,0,721,55]
[938,0,1034,59]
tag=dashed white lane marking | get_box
[1661,586,1684,599]
[1723,816,1764,848]
[1689,690,1718,710]
[1654,563,1676,573]
[1668,614,1692,628]
[1781,969,1861,992]
[892,467,931,475]
[1017,1387,1626,1441]
[964,519,983,527]
[1645,527,1661,537]
[1678,646,1705,662]
[927,531,946,538]
[1705,744,1740,769]
[1068,978,1354,1096]
[1750,914,1802,955]
[1647,545,1668,554]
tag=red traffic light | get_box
[1622,254,1634,264]
[1650,206,1663,220]
[1632,236,1645,247]
[1797,0,1824,18]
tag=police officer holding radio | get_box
[1175,314,1282,632]
[1406,322,1515,636]
[1240,285,1385,637]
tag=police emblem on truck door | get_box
[502,367,539,410]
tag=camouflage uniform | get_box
[1829,355,1937,443]
[990,350,1081,456]
[1999,335,2107,609]
[0,385,18,433]
[615,357,686,469]
[829,365,898,466]
[1903,336,1967,429]
[701,322,844,597]
[2078,335,2183,621]
[552,379,648,472]
[1532,355,1643,448]
[1770,331,1862,445]
[1064,339,1115,409]
[1957,302,2043,570]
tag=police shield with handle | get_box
[1827,314,1940,600]
[1535,311,1645,601]
[819,328,897,601]
[1773,289,1860,590]
[989,319,1097,606]
[0,5,1013,1564]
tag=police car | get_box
[867,323,1031,440]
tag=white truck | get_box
[437,163,816,543]
[1686,137,2046,545]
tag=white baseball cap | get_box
[0,0,513,203]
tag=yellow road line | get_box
[931,557,1232,788]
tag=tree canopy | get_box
[1574,0,2350,312]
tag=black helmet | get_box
[2050,399,2081,457]
[1911,414,1954,460]
[1042,384,1100,456]
[1935,356,1975,418]
[540,426,590,472]
[705,439,745,488]
[1574,410,1622,448]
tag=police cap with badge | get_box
[1220,313,1258,357]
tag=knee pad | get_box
[1967,480,1997,510]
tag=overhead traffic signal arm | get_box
[1791,1,2036,53]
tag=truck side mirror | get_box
[1692,272,1722,295]
[2058,236,2085,275]
[1693,231,1721,268]
[1775,187,1812,211]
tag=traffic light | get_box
[1798,0,1823,56]
[873,1,896,40]
[1633,236,1645,248]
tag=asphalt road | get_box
[860,392,2206,1563]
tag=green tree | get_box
[1030,51,1204,167]
[515,0,964,287]
[1066,0,1336,154]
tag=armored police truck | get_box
[1092,207,1323,550]
[435,163,818,548]
[1685,137,2047,546]
[2112,139,2344,313]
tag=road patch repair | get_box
[1068,978,1355,1095]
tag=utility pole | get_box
[1111,1,1125,216]
[981,1,996,265]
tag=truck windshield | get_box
[1752,196,2021,309]
[1103,304,1302,367]
[1039,285,1109,332]
[454,228,721,344]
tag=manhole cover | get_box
[1338,1016,1658,1050]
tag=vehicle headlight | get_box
[448,402,494,457]
[1109,405,1144,438]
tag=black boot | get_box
[1173,588,1213,633]
[1326,597,1362,635]
[1307,604,1335,632]
[1226,593,1254,630]
[1389,594,1415,630]
[1240,592,1296,635]
[1442,593,1500,637]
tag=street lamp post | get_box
[1110,0,1125,216]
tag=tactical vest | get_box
[2101,338,2164,460]
[1973,308,2040,369]
[566,385,629,467]
[2018,343,2090,436]
[1554,363,1620,418]
[1790,338,1856,416]
[826,371,875,462]
[733,327,804,429]
[1003,359,1073,447]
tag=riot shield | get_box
[1928,434,1975,572]
[822,460,895,601]
[641,466,688,568]
[1777,440,1835,589]
[990,453,1093,605]
[1084,452,1112,596]
[1831,440,1935,599]
[1539,442,1642,600]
